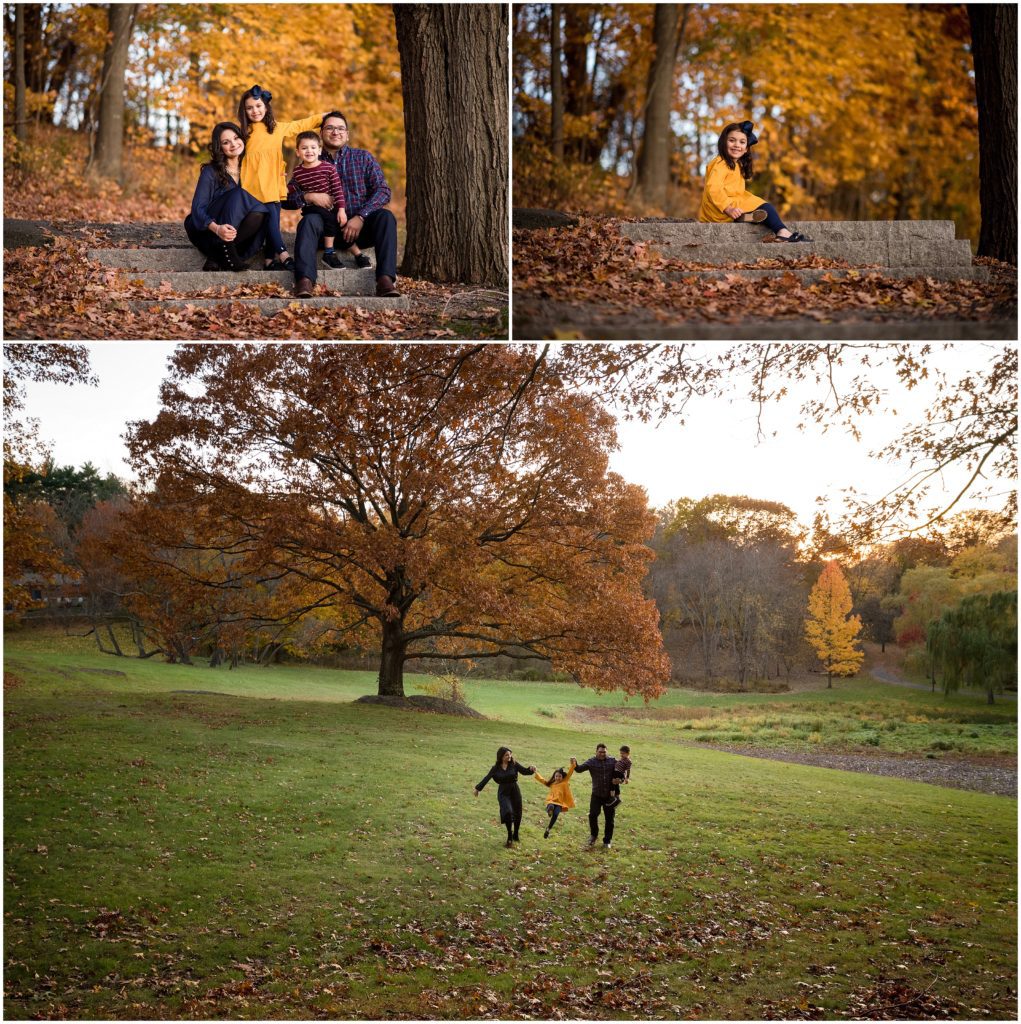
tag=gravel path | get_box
[701,744,1017,798]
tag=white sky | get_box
[8,341,1009,531]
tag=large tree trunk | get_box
[377,617,407,697]
[634,4,683,209]
[562,5,592,163]
[968,4,1017,264]
[92,3,137,182]
[394,4,508,286]
[550,4,564,162]
[14,5,27,151]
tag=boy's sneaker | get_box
[605,795,620,808]
[354,253,372,268]
[323,251,344,269]
[602,842,611,850]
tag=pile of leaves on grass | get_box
[2,233,508,341]
[513,216,1017,324]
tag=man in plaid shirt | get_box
[572,743,619,849]
[290,110,400,298]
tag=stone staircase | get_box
[619,219,990,283]
[87,227,410,312]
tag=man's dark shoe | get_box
[586,836,597,847]
[323,252,344,269]
[375,275,400,297]
[354,253,372,268]
[294,277,314,298]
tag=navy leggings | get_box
[263,201,286,257]
[754,202,788,235]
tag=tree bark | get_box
[968,4,1017,264]
[550,4,564,162]
[14,4,27,151]
[634,4,683,209]
[377,617,407,697]
[92,3,137,182]
[394,3,508,285]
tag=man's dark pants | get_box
[588,793,615,844]
[294,208,398,285]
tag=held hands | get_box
[304,191,333,210]
[570,757,578,767]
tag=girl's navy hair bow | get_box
[739,120,758,146]
[250,84,273,104]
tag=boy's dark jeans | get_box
[294,207,399,285]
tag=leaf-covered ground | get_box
[512,217,1017,339]
[3,232,508,340]
[4,632,1016,1020]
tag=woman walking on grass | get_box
[474,746,536,847]
[699,120,812,243]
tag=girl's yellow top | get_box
[241,114,326,203]
[534,765,575,809]
[698,154,766,223]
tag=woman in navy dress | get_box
[474,746,536,847]
[184,122,268,271]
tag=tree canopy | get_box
[124,344,670,699]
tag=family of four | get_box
[474,743,633,849]
[184,84,400,298]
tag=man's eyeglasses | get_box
[323,126,348,134]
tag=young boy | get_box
[287,132,348,268]
[605,745,632,808]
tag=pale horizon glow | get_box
[9,342,1007,535]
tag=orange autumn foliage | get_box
[124,344,670,699]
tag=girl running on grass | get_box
[699,120,811,242]
[237,84,329,269]
[533,763,575,838]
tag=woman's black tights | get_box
[235,210,265,246]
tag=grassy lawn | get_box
[4,630,1017,1019]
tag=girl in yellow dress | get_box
[237,85,329,269]
[698,120,811,243]
[534,763,576,839]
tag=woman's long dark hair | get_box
[238,86,277,137]
[204,122,245,189]
[717,122,755,180]
[494,746,513,768]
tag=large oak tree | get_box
[126,345,669,700]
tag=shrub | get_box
[536,707,555,718]
[418,673,470,707]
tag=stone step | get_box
[644,238,974,267]
[665,265,991,284]
[108,268,377,295]
[89,247,370,271]
[621,219,958,243]
[130,295,410,313]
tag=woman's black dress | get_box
[184,164,268,260]
[476,761,535,828]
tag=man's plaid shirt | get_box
[321,146,391,219]
[574,755,618,798]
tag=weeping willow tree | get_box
[927,591,1017,705]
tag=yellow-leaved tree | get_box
[805,561,864,688]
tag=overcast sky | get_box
[10,342,1005,531]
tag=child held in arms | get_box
[699,120,811,243]
[288,132,348,268]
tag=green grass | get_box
[4,630,1017,1019]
